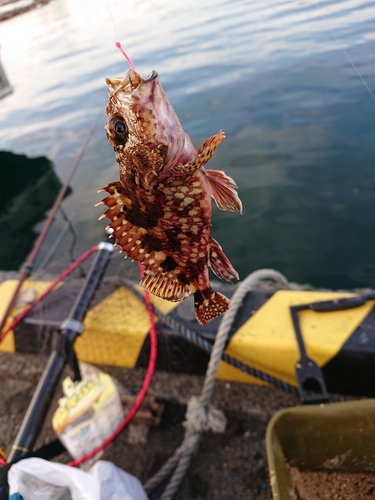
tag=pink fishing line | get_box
[115,41,137,71]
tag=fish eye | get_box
[107,115,128,144]
[115,120,126,134]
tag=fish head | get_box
[105,69,195,187]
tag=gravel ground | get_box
[0,350,302,499]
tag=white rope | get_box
[144,269,288,499]
[184,396,227,434]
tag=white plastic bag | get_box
[8,458,148,500]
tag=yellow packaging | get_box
[52,370,124,462]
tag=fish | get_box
[98,67,242,324]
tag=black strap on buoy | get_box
[291,292,375,404]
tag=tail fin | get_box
[194,289,230,325]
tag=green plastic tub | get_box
[266,399,375,500]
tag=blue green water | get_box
[1,0,375,288]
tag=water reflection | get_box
[213,181,375,289]
[0,0,374,289]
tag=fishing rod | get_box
[0,108,102,335]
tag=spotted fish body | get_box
[100,69,242,324]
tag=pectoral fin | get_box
[205,169,242,213]
[172,130,225,177]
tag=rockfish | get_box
[99,68,242,324]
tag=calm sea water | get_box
[1,0,375,288]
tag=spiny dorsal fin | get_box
[209,238,239,282]
[98,182,149,262]
[98,182,190,302]
[141,267,190,302]
[205,169,242,213]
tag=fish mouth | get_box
[106,69,158,94]
[145,70,158,82]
